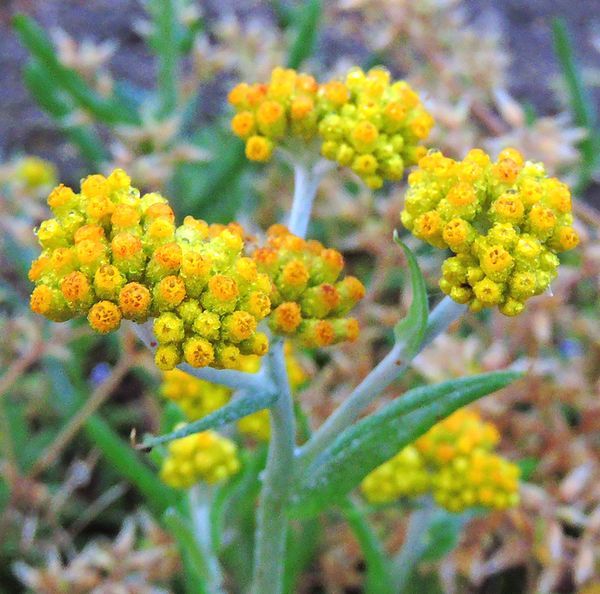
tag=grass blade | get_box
[552,17,600,191]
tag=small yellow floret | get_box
[88,300,122,333]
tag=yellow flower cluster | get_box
[252,225,365,348]
[361,409,520,512]
[161,369,231,420]
[361,445,430,504]
[160,429,240,489]
[161,344,306,443]
[229,66,433,189]
[28,170,272,371]
[401,148,579,315]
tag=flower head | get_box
[361,409,520,512]
[160,429,240,488]
[252,225,365,347]
[229,66,433,188]
[401,149,579,315]
[29,171,272,371]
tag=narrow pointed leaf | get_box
[552,18,600,191]
[23,61,107,166]
[44,359,177,516]
[341,497,395,594]
[289,371,521,517]
[148,0,180,118]
[393,233,428,356]
[163,508,209,594]
[287,0,322,69]
[14,14,140,125]
[140,389,277,450]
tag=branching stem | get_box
[298,296,466,466]
[130,321,273,393]
[251,340,296,594]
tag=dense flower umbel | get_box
[160,344,306,443]
[252,225,365,347]
[361,409,520,512]
[160,429,240,489]
[229,66,433,189]
[29,170,272,370]
[401,148,579,315]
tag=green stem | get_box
[341,497,395,594]
[392,502,435,592]
[189,485,225,594]
[163,508,210,594]
[298,296,466,467]
[251,340,296,594]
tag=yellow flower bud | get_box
[183,337,215,368]
[88,300,122,333]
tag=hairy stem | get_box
[298,296,466,466]
[287,160,332,238]
[392,502,435,592]
[189,486,225,594]
[251,340,296,594]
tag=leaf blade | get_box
[286,0,322,69]
[551,17,600,191]
[289,371,521,517]
[14,14,140,125]
[140,389,277,450]
[393,233,428,356]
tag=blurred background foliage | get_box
[0,1,599,592]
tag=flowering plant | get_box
[23,57,581,593]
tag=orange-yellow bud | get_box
[87,300,122,333]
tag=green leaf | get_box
[283,516,321,594]
[286,0,322,69]
[517,456,539,481]
[23,61,108,166]
[552,17,600,191]
[289,371,521,517]
[419,509,471,562]
[163,508,209,594]
[340,498,394,594]
[84,415,179,516]
[392,233,428,356]
[170,132,247,223]
[140,389,277,450]
[14,14,140,125]
[271,0,295,29]
[147,0,180,118]
[219,446,268,586]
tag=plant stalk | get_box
[287,160,332,238]
[341,496,395,594]
[298,296,466,466]
[189,485,225,594]
[392,502,435,592]
[251,340,296,594]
